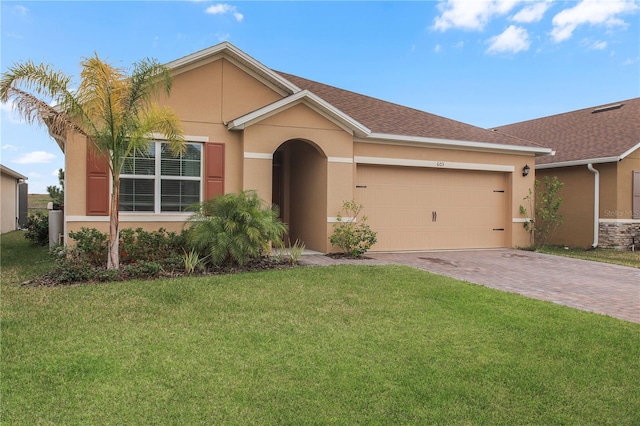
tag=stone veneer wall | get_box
[598,221,640,250]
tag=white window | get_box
[120,141,202,213]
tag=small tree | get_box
[520,176,564,248]
[329,201,377,258]
[46,168,64,206]
[1,55,185,269]
[187,191,287,266]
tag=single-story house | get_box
[59,42,552,252]
[0,164,28,234]
[494,98,640,249]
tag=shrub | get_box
[119,228,187,268]
[187,191,287,266]
[329,201,377,258]
[520,176,564,248]
[24,211,49,246]
[68,227,109,267]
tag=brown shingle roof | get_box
[275,71,544,148]
[493,98,640,165]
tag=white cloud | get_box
[455,40,465,48]
[512,1,552,23]
[52,168,61,177]
[590,40,607,50]
[2,144,18,151]
[205,4,244,22]
[433,0,521,31]
[551,0,639,42]
[29,172,43,178]
[623,56,640,65]
[434,44,442,53]
[12,5,29,15]
[486,25,530,54]
[0,101,24,124]
[13,151,57,164]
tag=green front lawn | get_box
[2,233,639,424]
[537,245,640,268]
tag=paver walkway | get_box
[299,249,640,324]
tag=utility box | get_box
[17,182,28,229]
[48,209,64,248]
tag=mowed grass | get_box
[538,245,640,268]
[27,193,54,215]
[2,234,639,424]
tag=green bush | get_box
[119,227,187,268]
[187,191,287,266]
[329,201,377,258]
[24,211,49,246]
[68,227,108,267]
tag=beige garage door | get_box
[355,165,508,251]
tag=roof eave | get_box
[537,156,620,169]
[359,133,553,156]
[536,141,640,169]
[0,165,28,180]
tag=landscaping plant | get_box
[1,55,185,270]
[187,191,287,266]
[329,200,377,257]
[24,211,49,247]
[520,176,564,248]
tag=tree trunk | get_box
[107,177,120,270]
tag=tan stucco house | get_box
[59,42,551,252]
[495,98,640,249]
[1,164,28,234]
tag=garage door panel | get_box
[355,165,507,251]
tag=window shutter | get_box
[205,143,224,200]
[633,170,640,220]
[86,148,110,215]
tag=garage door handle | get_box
[493,228,505,231]
[432,211,437,222]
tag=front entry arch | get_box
[272,139,327,252]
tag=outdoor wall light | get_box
[522,164,531,177]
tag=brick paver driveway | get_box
[300,249,639,323]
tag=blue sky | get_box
[1,0,638,193]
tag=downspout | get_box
[587,163,599,248]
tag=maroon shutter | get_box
[86,148,110,215]
[205,143,225,200]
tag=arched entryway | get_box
[272,139,327,252]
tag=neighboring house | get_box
[0,164,28,234]
[57,42,551,253]
[494,98,640,249]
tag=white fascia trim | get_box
[151,133,209,143]
[327,216,356,223]
[599,218,640,224]
[67,214,194,222]
[536,156,620,169]
[244,152,273,160]
[512,218,533,223]
[227,90,371,138]
[354,156,515,172]
[165,41,300,95]
[619,141,640,160]
[328,157,353,163]
[360,133,552,156]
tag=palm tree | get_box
[0,54,185,269]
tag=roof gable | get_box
[493,98,640,166]
[227,90,371,137]
[165,42,301,97]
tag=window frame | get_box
[119,140,204,214]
